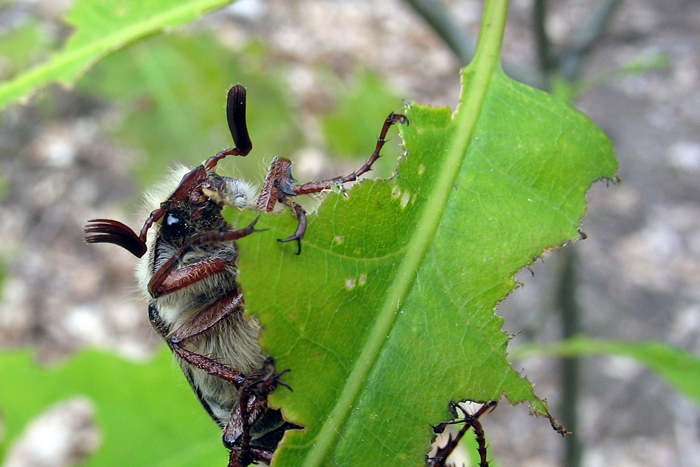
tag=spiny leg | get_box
[470,413,489,467]
[430,402,496,467]
[225,390,257,466]
[223,362,279,466]
[148,216,261,296]
[148,288,249,388]
[254,112,408,252]
[291,112,407,195]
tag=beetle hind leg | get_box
[223,360,293,467]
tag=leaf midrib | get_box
[300,1,509,465]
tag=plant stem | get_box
[559,0,624,81]
[533,0,553,88]
[557,246,582,467]
[402,0,475,66]
[402,0,546,88]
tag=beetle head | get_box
[85,84,252,258]
[156,166,229,245]
[85,164,229,257]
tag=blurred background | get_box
[0,0,699,466]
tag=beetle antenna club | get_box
[85,84,406,466]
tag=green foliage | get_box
[572,51,671,99]
[0,0,236,109]
[223,2,617,465]
[621,52,671,75]
[512,337,700,405]
[0,22,54,78]
[0,348,222,466]
[79,34,302,188]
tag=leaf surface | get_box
[229,2,617,466]
[0,0,234,109]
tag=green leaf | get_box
[224,1,617,465]
[511,337,700,405]
[0,0,235,109]
[0,348,222,466]
[79,33,302,189]
[0,22,54,78]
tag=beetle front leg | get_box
[254,112,408,252]
[148,216,261,297]
[292,112,408,195]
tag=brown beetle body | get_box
[85,85,406,466]
[137,166,266,425]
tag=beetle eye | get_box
[165,213,180,227]
[161,212,185,238]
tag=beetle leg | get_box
[136,208,165,243]
[253,157,305,253]
[228,444,273,467]
[276,197,306,255]
[147,289,249,388]
[254,113,407,251]
[255,157,295,213]
[223,362,279,466]
[429,402,496,467]
[150,257,232,297]
[152,277,282,393]
[291,112,408,195]
[148,216,261,296]
[228,447,273,467]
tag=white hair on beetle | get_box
[142,164,191,212]
[135,161,260,309]
[135,164,192,302]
